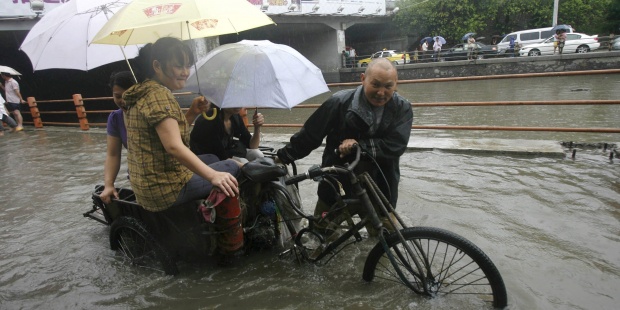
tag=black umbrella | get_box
[420,37,433,44]
[551,24,571,32]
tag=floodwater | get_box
[263,73,620,142]
[1,74,619,309]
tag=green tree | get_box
[394,0,614,44]
[605,0,620,33]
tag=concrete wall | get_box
[337,52,620,82]
[283,24,343,83]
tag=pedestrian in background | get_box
[556,30,567,54]
[421,40,428,62]
[433,37,442,62]
[0,72,25,131]
[509,36,516,57]
[467,35,476,60]
[0,94,19,136]
[341,50,348,68]
[348,47,357,67]
[609,33,615,51]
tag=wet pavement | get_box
[1,127,619,309]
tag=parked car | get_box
[518,33,600,56]
[438,42,499,61]
[612,36,620,50]
[496,26,575,53]
[357,50,409,67]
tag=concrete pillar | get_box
[190,37,220,60]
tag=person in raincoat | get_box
[276,58,413,232]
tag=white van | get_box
[496,26,574,52]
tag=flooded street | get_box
[1,74,619,309]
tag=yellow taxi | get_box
[357,49,409,67]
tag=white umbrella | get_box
[19,0,141,71]
[184,40,329,110]
[0,65,22,76]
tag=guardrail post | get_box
[26,96,43,128]
[72,94,90,131]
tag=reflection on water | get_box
[0,74,619,310]
[0,129,618,309]
[263,74,620,142]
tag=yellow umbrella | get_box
[91,0,275,45]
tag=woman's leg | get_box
[172,159,240,206]
[197,153,220,165]
[2,114,18,128]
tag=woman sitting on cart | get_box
[120,37,240,212]
[190,106,265,164]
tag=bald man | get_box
[277,58,413,230]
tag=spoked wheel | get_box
[363,227,507,308]
[109,216,179,275]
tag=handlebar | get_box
[284,145,362,186]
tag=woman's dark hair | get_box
[132,37,194,82]
[108,71,135,90]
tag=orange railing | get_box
[17,69,620,134]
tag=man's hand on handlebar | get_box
[338,139,359,158]
[274,155,283,164]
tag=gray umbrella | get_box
[551,24,571,32]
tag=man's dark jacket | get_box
[277,86,413,207]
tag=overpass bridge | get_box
[0,1,404,83]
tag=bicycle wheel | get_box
[363,227,507,308]
[109,216,179,276]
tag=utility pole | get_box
[552,0,559,26]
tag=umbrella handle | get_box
[202,109,217,121]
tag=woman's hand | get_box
[190,96,209,114]
[252,109,264,128]
[209,171,239,197]
[185,96,210,123]
[100,186,119,204]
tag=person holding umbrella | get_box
[433,37,443,61]
[1,72,26,131]
[121,37,240,213]
[467,35,476,60]
[276,58,413,235]
[421,38,429,61]
[190,106,265,163]
[555,30,567,54]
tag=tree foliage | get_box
[393,0,614,46]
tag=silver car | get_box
[519,33,600,56]
[612,36,620,50]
